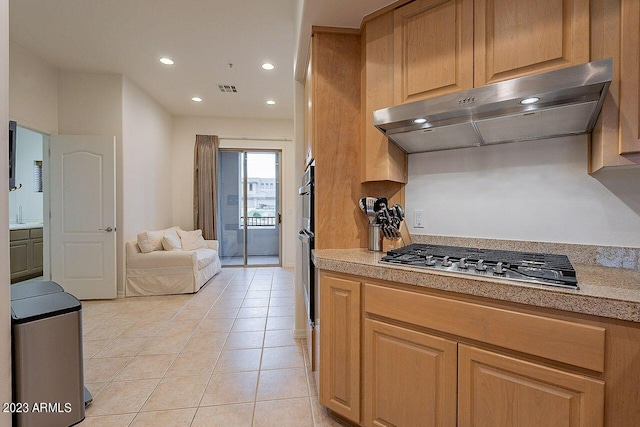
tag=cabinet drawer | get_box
[10,229,30,241]
[30,228,43,239]
[364,283,605,372]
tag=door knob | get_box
[99,227,114,232]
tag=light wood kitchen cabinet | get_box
[590,0,640,171]
[458,345,604,427]
[364,319,457,427]
[304,27,406,248]
[393,0,474,105]
[316,269,636,426]
[306,29,370,249]
[618,0,640,158]
[319,273,361,423]
[474,0,590,86]
[388,0,590,101]
[10,228,44,282]
[362,13,407,183]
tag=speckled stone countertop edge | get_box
[313,248,640,323]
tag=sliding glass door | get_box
[218,150,281,266]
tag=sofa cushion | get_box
[162,229,183,251]
[195,248,218,269]
[137,230,164,253]
[137,226,181,253]
[178,229,208,251]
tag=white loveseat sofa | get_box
[125,227,222,296]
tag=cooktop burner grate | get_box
[381,243,578,289]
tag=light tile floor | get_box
[79,267,347,427]
[220,256,280,266]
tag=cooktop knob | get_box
[476,259,487,271]
[458,258,468,269]
[441,256,452,267]
[494,261,506,275]
[425,255,436,266]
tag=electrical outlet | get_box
[414,210,425,228]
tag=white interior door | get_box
[49,135,116,299]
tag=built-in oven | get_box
[298,164,317,376]
[298,164,314,321]
[299,165,314,235]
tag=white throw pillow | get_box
[162,229,183,251]
[178,229,208,251]
[137,230,165,253]
[137,226,181,253]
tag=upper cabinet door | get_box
[394,0,474,105]
[619,0,640,156]
[363,13,408,183]
[475,0,590,86]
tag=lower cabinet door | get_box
[458,345,604,427]
[320,274,361,423]
[10,241,30,278]
[364,319,457,427]
[32,239,44,271]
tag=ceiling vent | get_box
[218,84,238,93]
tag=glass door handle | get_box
[278,213,282,224]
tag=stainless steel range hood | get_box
[373,58,613,154]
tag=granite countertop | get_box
[9,223,43,230]
[313,248,640,323]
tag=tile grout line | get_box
[250,270,273,427]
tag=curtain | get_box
[194,134,219,240]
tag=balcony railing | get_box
[241,216,276,227]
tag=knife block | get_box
[382,237,404,252]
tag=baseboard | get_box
[284,262,295,268]
[293,329,307,339]
[117,291,126,298]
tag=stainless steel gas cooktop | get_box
[380,243,578,289]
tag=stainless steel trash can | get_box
[10,281,64,301]
[11,291,85,427]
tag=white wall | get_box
[8,126,43,223]
[9,42,58,134]
[121,77,173,291]
[0,0,12,424]
[406,135,640,247]
[57,72,125,292]
[171,116,295,267]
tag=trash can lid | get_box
[10,281,64,301]
[11,292,81,324]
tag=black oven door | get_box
[298,164,314,233]
[298,229,314,321]
[298,184,312,233]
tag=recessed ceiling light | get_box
[192,97,202,102]
[262,63,275,71]
[266,100,276,105]
[520,97,540,105]
[160,57,174,65]
[413,118,427,124]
